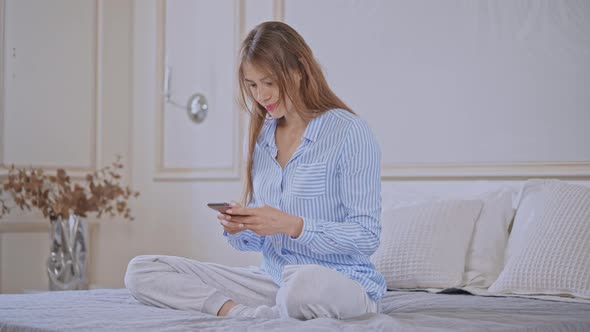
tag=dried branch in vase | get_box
[0,156,140,221]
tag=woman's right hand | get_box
[218,201,245,234]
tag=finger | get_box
[225,207,256,216]
[223,225,244,234]
[223,215,257,225]
[219,219,244,230]
[219,214,238,222]
[229,200,242,208]
[218,214,242,223]
[217,214,234,222]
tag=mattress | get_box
[1,288,589,331]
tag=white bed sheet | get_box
[0,288,589,331]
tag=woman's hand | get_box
[220,205,303,237]
[217,201,246,235]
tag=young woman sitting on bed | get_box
[124,21,386,320]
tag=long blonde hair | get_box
[238,21,353,205]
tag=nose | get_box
[257,86,271,103]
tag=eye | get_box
[264,82,273,86]
[248,83,257,89]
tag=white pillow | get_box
[489,180,590,298]
[373,200,483,289]
[464,189,515,288]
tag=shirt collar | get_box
[302,111,327,143]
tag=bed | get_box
[1,288,589,331]
[2,180,589,331]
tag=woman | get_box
[125,21,385,320]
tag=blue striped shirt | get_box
[225,108,386,301]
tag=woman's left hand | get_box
[222,205,303,237]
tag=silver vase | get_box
[47,214,88,291]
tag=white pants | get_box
[124,255,378,320]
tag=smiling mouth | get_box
[265,103,278,112]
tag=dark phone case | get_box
[207,203,232,213]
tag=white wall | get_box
[283,0,590,177]
[0,0,136,292]
[0,0,588,293]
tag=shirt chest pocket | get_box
[291,162,327,198]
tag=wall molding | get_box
[127,0,135,188]
[0,0,5,173]
[381,161,590,180]
[273,0,284,21]
[276,0,589,180]
[0,220,98,235]
[0,0,4,292]
[0,0,102,180]
[154,0,244,181]
[0,221,47,233]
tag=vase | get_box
[46,214,89,291]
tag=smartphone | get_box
[207,202,232,214]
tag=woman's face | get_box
[242,62,291,119]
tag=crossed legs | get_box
[124,255,377,320]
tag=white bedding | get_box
[1,289,589,331]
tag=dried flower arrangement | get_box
[0,156,139,221]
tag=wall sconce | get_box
[163,65,208,124]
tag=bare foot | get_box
[217,300,237,316]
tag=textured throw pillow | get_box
[373,200,483,289]
[489,180,590,298]
[463,190,515,288]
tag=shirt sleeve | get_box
[224,230,265,252]
[290,120,382,256]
